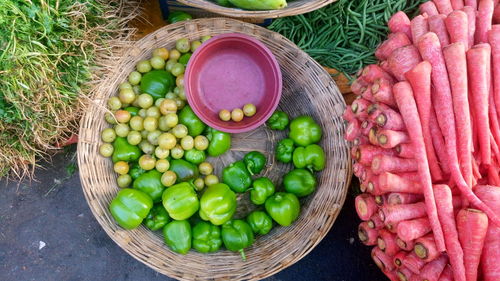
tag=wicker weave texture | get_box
[177,0,337,19]
[78,18,351,280]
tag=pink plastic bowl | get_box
[185,33,282,133]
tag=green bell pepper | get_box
[192,221,222,253]
[167,11,193,24]
[250,177,275,205]
[140,70,175,100]
[125,106,140,116]
[178,53,192,66]
[228,0,287,10]
[162,182,199,220]
[199,183,236,225]
[221,220,254,261]
[266,110,289,130]
[184,149,206,165]
[292,144,326,172]
[206,127,231,157]
[275,138,294,163]
[112,137,141,163]
[109,188,153,230]
[222,161,252,193]
[179,105,206,136]
[243,151,266,175]
[133,169,165,203]
[129,162,146,180]
[144,204,170,231]
[283,168,317,197]
[246,211,273,235]
[289,115,322,147]
[216,0,232,7]
[169,159,199,183]
[163,220,192,254]
[265,192,300,226]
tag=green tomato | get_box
[201,35,211,42]
[146,106,161,118]
[176,38,191,53]
[127,131,142,145]
[143,117,158,131]
[172,124,188,138]
[155,146,170,159]
[129,116,144,131]
[114,124,130,138]
[137,60,152,73]
[117,174,132,188]
[155,159,170,173]
[191,40,202,52]
[119,89,136,104]
[180,136,194,150]
[150,56,166,70]
[119,82,133,91]
[147,130,162,146]
[139,154,156,170]
[101,128,117,143]
[158,133,177,149]
[139,140,155,154]
[171,145,184,159]
[105,112,117,125]
[128,71,142,85]
[99,143,114,157]
[137,94,154,109]
[107,97,122,111]
[171,63,185,77]
[166,59,177,72]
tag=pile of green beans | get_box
[268,0,424,79]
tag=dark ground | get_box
[0,146,385,281]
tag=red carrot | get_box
[379,202,427,224]
[456,208,489,281]
[414,234,440,262]
[368,214,384,230]
[371,154,418,174]
[396,237,415,251]
[356,144,395,165]
[367,175,384,196]
[384,270,400,281]
[367,103,381,121]
[351,98,371,118]
[419,255,448,281]
[361,120,374,136]
[388,45,423,81]
[402,252,427,274]
[351,79,366,95]
[475,0,494,44]
[464,0,478,9]
[375,194,386,206]
[429,110,451,176]
[397,217,432,242]
[421,1,440,16]
[372,78,396,106]
[433,184,466,281]
[345,119,361,141]
[488,93,500,162]
[494,3,500,24]
[418,32,499,225]
[360,64,395,84]
[355,194,378,220]
[376,32,413,61]
[387,193,423,205]
[467,44,492,165]
[378,229,400,256]
[411,15,430,43]
[395,143,415,159]
[434,0,454,14]
[342,106,356,122]
[474,185,500,281]
[463,6,476,49]
[397,267,415,281]
[375,104,406,130]
[378,172,423,194]
[368,127,379,146]
[353,163,365,178]
[372,246,396,272]
[445,10,469,48]
[489,26,500,120]
[429,15,451,47]
[380,60,391,73]
[377,129,409,149]
[358,221,378,246]
[394,251,407,268]
[443,42,473,187]
[405,61,444,181]
[438,265,453,281]
[353,136,369,146]
[451,0,465,9]
[361,87,375,102]
[393,81,446,252]
[388,12,412,40]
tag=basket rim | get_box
[176,0,337,19]
[77,17,352,281]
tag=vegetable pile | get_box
[345,1,500,280]
[101,38,326,259]
[0,0,138,179]
[269,0,425,78]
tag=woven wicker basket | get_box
[78,18,351,280]
[177,0,337,19]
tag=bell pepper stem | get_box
[239,249,247,261]
[306,165,315,174]
[246,163,255,176]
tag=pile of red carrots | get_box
[344,1,500,280]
